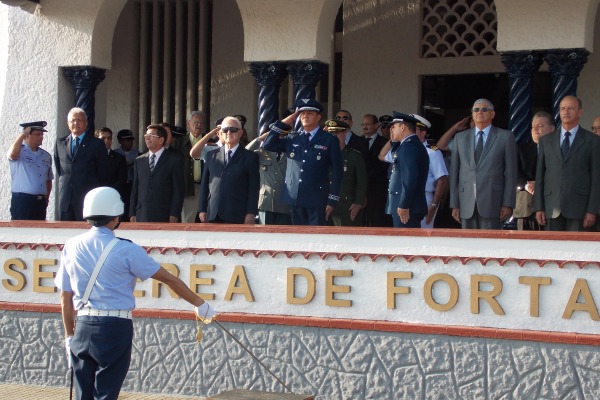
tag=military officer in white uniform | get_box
[412,114,449,228]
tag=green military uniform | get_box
[332,146,367,226]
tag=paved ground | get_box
[0,383,203,399]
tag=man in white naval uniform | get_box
[413,114,449,228]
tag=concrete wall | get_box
[1,310,598,399]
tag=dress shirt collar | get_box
[474,125,492,146]
[225,143,240,155]
[561,125,579,142]
[149,146,165,162]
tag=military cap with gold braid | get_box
[324,119,350,132]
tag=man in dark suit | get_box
[336,109,369,161]
[198,116,259,224]
[379,112,429,228]
[129,125,184,223]
[450,98,518,229]
[95,127,127,203]
[362,114,392,227]
[264,99,344,226]
[172,111,206,222]
[515,111,554,230]
[534,96,600,231]
[54,108,108,221]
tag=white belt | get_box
[77,308,133,319]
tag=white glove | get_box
[195,302,216,324]
[65,336,73,368]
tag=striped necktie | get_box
[149,154,156,174]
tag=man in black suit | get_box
[534,96,600,231]
[361,114,392,227]
[95,127,127,203]
[54,108,108,221]
[264,99,344,226]
[129,125,185,223]
[199,116,259,224]
[515,111,554,230]
[335,109,369,161]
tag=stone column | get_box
[287,61,326,130]
[543,49,589,125]
[500,51,543,144]
[248,62,288,136]
[63,66,106,135]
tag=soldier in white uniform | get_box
[55,187,216,400]
[412,114,449,228]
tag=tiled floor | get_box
[0,383,202,399]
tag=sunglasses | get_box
[336,116,351,121]
[221,127,240,133]
[472,107,492,113]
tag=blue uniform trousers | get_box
[70,316,133,400]
[291,206,326,226]
[10,192,47,220]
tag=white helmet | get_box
[83,187,124,220]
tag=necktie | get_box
[561,131,571,159]
[474,131,484,164]
[226,150,232,166]
[149,154,155,174]
[72,137,80,156]
[305,131,311,142]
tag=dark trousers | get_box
[70,316,133,400]
[260,210,292,225]
[392,213,423,228]
[10,193,47,220]
[291,206,326,226]
[546,215,583,231]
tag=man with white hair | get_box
[54,107,108,221]
[199,116,259,224]
[449,98,518,229]
[412,114,449,228]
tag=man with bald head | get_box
[534,96,600,231]
[199,116,259,224]
[591,116,600,135]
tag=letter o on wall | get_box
[424,273,459,311]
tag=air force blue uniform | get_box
[385,134,429,227]
[264,127,344,225]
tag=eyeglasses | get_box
[144,134,160,139]
[592,126,600,132]
[221,127,240,133]
[336,116,351,121]
[472,107,492,113]
[360,123,374,127]
[190,121,204,125]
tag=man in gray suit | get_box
[450,98,518,229]
[534,95,600,231]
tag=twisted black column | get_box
[63,66,106,135]
[500,51,543,144]
[287,61,326,131]
[248,62,288,136]
[544,49,589,125]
